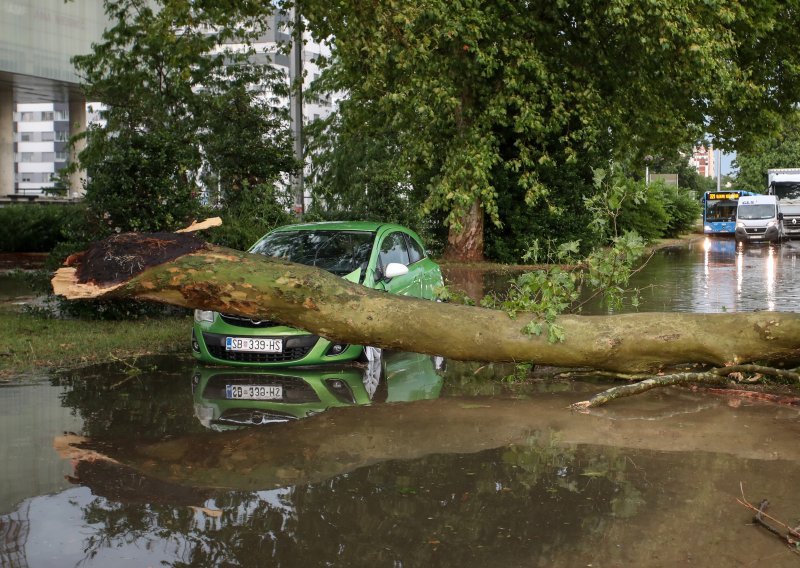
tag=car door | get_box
[374,230,420,296]
[402,231,440,299]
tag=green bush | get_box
[204,185,294,251]
[617,181,701,242]
[661,186,701,237]
[617,181,670,242]
[0,204,81,253]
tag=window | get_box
[41,132,55,142]
[251,230,375,276]
[41,112,54,121]
[19,133,32,142]
[378,232,410,268]
[406,235,426,264]
[55,151,69,161]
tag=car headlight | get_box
[194,310,216,323]
[736,222,745,229]
[766,220,776,228]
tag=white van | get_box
[735,194,783,243]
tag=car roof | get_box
[270,221,404,233]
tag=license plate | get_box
[225,384,283,400]
[225,337,282,352]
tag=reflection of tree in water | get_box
[54,357,203,440]
[71,435,648,567]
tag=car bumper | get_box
[734,225,781,242]
[191,324,363,367]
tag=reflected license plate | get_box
[225,384,283,400]
[225,337,282,353]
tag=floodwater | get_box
[2,237,800,567]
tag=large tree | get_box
[300,0,800,260]
[733,110,800,192]
[70,0,295,235]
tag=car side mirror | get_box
[383,263,409,280]
[778,212,784,220]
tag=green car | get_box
[191,221,443,367]
[190,351,445,430]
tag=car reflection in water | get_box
[191,351,446,430]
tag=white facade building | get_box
[14,103,71,194]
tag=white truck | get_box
[767,168,800,238]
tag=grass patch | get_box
[0,308,191,378]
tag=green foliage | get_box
[302,0,800,257]
[586,170,700,244]
[484,157,597,263]
[204,186,294,251]
[583,232,646,312]
[0,205,79,253]
[70,0,294,237]
[661,186,702,237]
[733,110,800,192]
[482,266,580,343]
[483,177,648,341]
[584,168,646,242]
[305,103,446,250]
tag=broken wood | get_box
[737,483,800,554]
[51,231,800,375]
[570,364,800,409]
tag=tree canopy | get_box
[733,110,800,192]
[301,0,800,259]
[70,0,296,235]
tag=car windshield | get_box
[738,204,776,220]
[250,230,376,276]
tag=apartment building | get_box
[13,103,71,195]
[690,145,716,178]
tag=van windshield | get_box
[738,204,776,220]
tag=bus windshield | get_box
[704,198,737,222]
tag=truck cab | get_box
[734,195,783,243]
[767,168,800,237]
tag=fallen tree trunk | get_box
[52,232,800,374]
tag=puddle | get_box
[1,354,799,567]
[3,244,800,566]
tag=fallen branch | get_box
[736,482,800,554]
[570,370,727,411]
[571,364,800,410]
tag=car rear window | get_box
[250,230,376,276]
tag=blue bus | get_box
[702,190,758,235]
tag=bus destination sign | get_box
[708,192,741,200]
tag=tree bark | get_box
[52,232,800,374]
[444,199,485,262]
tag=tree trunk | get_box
[444,199,485,261]
[51,232,800,374]
[56,391,800,494]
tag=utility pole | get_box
[289,7,304,218]
[716,148,722,192]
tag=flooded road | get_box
[2,238,800,567]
